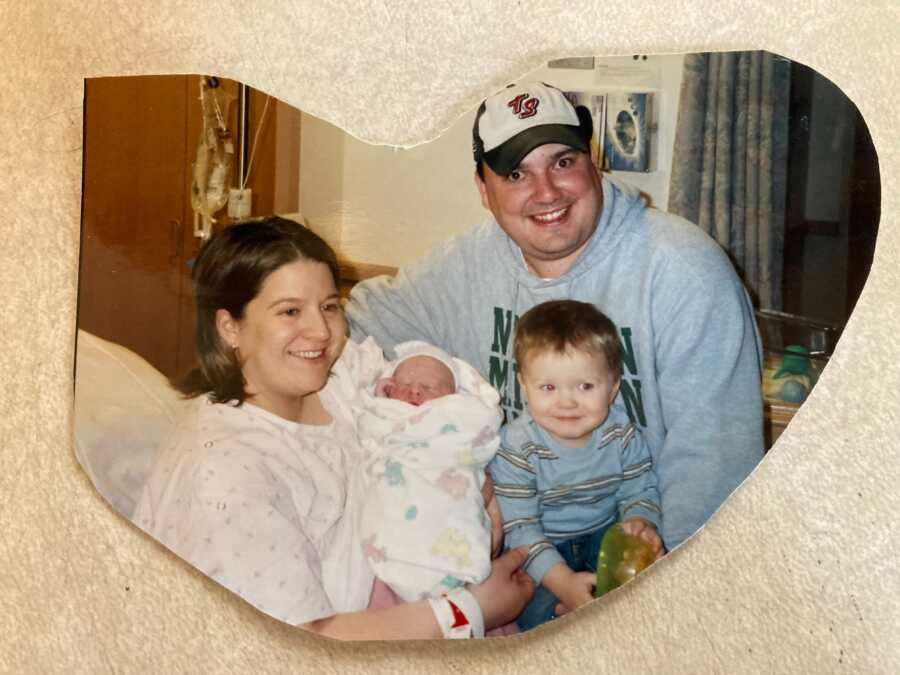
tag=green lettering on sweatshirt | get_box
[489,355,510,407]
[619,326,638,377]
[619,378,646,427]
[491,307,514,354]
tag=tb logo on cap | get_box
[507,93,539,119]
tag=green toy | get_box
[594,524,655,598]
[774,345,812,378]
[773,345,817,404]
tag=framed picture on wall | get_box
[602,92,652,172]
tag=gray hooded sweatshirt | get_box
[346,176,764,549]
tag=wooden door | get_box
[78,75,195,378]
[78,75,299,378]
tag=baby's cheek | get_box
[391,385,417,405]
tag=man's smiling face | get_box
[475,143,603,278]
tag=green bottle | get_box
[595,524,655,598]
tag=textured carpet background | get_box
[0,1,897,672]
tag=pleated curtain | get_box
[668,51,791,310]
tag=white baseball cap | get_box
[472,82,593,175]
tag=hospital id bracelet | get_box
[428,588,485,639]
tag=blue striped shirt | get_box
[490,407,661,584]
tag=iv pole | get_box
[236,84,250,189]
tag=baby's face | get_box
[386,356,456,406]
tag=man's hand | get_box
[481,473,504,558]
[467,546,535,630]
[620,517,665,560]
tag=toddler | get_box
[489,300,663,631]
[350,340,503,602]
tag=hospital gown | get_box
[133,342,377,625]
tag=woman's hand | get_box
[481,472,504,558]
[467,546,534,629]
[306,550,533,640]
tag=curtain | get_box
[668,51,791,310]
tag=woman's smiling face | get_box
[220,259,347,421]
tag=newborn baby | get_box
[350,340,502,602]
[375,350,457,406]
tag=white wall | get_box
[299,107,484,266]
[296,114,347,252]
[299,54,685,267]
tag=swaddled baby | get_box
[352,340,502,602]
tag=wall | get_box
[299,54,685,267]
[299,103,484,265]
[296,112,347,252]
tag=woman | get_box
[133,217,533,640]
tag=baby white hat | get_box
[388,340,460,391]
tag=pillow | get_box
[73,330,186,518]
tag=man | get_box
[346,82,764,550]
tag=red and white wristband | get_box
[427,588,485,639]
